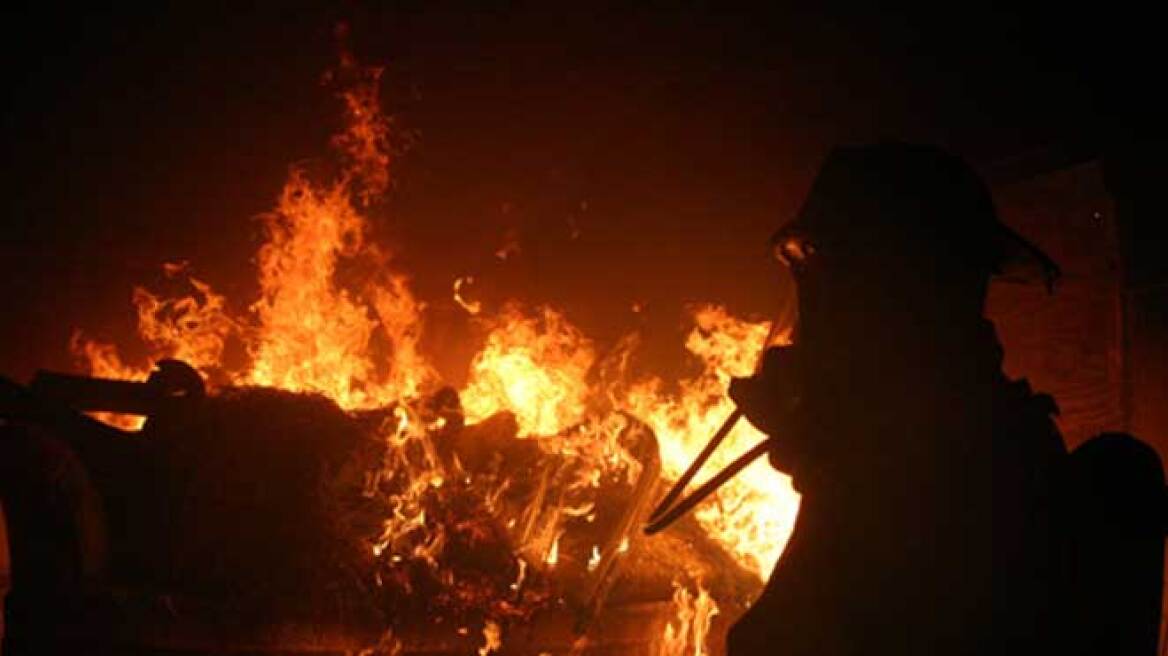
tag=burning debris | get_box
[1,46,800,655]
[2,361,759,653]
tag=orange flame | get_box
[133,270,237,374]
[478,621,503,656]
[658,581,719,656]
[622,306,800,578]
[72,48,801,654]
[461,304,595,437]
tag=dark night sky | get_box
[0,3,1154,382]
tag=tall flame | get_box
[242,52,433,408]
[72,47,801,653]
[74,49,435,413]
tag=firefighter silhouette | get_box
[726,143,1163,655]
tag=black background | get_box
[0,3,1157,382]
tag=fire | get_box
[623,307,800,578]
[461,304,596,437]
[478,621,503,656]
[133,267,238,374]
[658,581,719,656]
[587,545,602,571]
[70,45,801,653]
[545,532,562,567]
[453,276,482,315]
[69,332,149,429]
[242,65,434,408]
[73,50,434,414]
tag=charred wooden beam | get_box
[28,359,204,416]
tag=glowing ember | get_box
[453,276,482,315]
[545,532,562,567]
[478,621,503,656]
